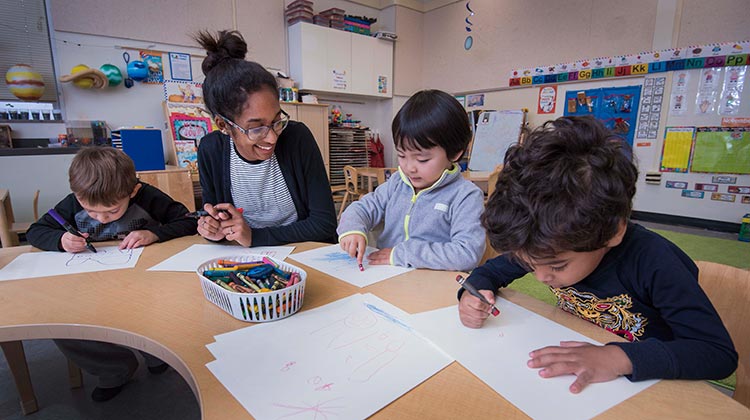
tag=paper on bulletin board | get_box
[695,68,722,114]
[140,50,164,84]
[660,127,695,173]
[691,128,750,174]
[537,85,557,114]
[718,66,746,115]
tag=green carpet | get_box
[504,227,748,390]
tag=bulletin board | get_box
[468,110,526,171]
[563,85,641,146]
[691,127,750,174]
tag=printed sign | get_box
[695,183,718,192]
[713,175,738,184]
[681,190,705,199]
[728,186,750,194]
[666,180,688,189]
[711,193,736,202]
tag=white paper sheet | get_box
[288,244,413,287]
[147,244,295,271]
[410,300,658,420]
[0,246,143,281]
[205,293,452,420]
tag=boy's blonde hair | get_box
[69,147,138,206]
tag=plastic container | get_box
[739,213,750,242]
[196,255,307,322]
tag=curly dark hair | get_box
[482,116,638,260]
[392,90,472,160]
[193,29,278,120]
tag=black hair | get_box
[193,30,278,120]
[391,89,471,160]
[482,116,638,260]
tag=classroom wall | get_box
[420,0,660,93]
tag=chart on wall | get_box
[564,85,641,146]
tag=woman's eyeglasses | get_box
[219,110,290,142]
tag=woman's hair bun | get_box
[194,30,248,74]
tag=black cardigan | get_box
[197,121,337,246]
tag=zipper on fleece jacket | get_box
[398,165,455,240]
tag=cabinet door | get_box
[297,105,329,176]
[325,28,351,93]
[288,23,328,91]
[280,103,298,121]
[351,36,393,97]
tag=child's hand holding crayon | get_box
[340,234,366,271]
[458,281,499,328]
[60,231,92,253]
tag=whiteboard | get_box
[468,110,525,171]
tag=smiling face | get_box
[217,88,283,162]
[396,144,459,192]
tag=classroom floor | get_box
[1,220,743,419]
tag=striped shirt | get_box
[229,139,298,229]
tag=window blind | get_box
[0,0,58,102]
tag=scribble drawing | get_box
[310,310,379,349]
[65,248,134,267]
[273,397,345,420]
[348,339,404,382]
[281,361,297,372]
[312,251,364,270]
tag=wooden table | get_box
[356,167,398,193]
[1,236,748,419]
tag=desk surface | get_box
[0,236,747,419]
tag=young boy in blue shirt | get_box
[459,116,737,393]
[27,147,197,402]
[338,90,485,272]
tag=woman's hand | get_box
[214,203,251,247]
[197,203,227,241]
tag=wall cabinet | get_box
[288,23,393,98]
[280,102,330,177]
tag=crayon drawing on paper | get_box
[205,293,452,420]
[289,244,414,287]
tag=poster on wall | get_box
[695,68,723,114]
[718,66,746,115]
[466,93,485,107]
[140,50,164,84]
[168,52,193,81]
[691,127,750,174]
[669,71,690,116]
[637,76,665,139]
[660,127,695,173]
[537,86,557,114]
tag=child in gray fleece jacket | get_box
[338,90,486,271]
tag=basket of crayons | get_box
[196,255,307,322]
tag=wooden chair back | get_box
[695,260,750,408]
[0,189,20,247]
[338,166,362,219]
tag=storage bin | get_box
[196,254,307,322]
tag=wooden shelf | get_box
[0,119,64,124]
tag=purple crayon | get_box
[48,209,97,253]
